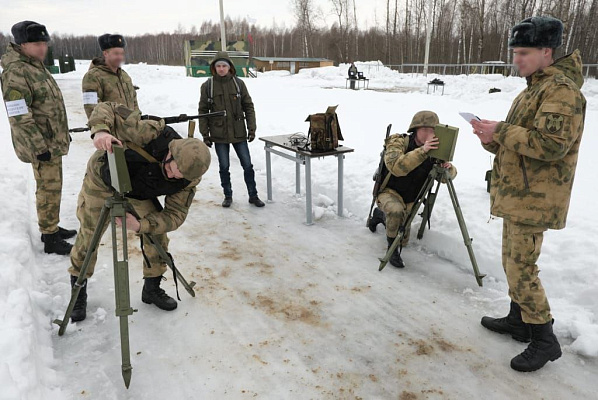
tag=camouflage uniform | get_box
[1,43,70,234]
[483,50,586,324]
[82,57,138,119]
[68,102,206,279]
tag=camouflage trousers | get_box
[377,189,413,245]
[32,157,63,234]
[502,219,552,324]
[68,174,168,279]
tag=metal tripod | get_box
[378,163,486,287]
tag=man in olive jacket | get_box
[471,17,586,372]
[1,21,75,255]
[198,51,264,208]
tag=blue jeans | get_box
[214,141,258,198]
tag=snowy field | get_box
[1,60,597,399]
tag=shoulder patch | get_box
[546,114,564,134]
[7,89,23,101]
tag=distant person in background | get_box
[82,33,139,118]
[471,16,586,372]
[348,62,358,79]
[198,51,264,208]
[1,20,75,255]
[369,111,456,268]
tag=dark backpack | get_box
[305,105,344,152]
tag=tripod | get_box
[53,147,197,389]
[378,163,486,287]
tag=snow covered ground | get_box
[1,60,597,399]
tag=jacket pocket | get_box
[233,118,247,139]
[519,156,530,191]
[45,119,55,140]
[209,118,225,139]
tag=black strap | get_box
[166,251,181,302]
[140,235,153,270]
[141,234,181,301]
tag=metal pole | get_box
[422,0,433,77]
[337,154,344,217]
[265,145,273,201]
[295,154,301,195]
[305,157,313,225]
[219,0,227,51]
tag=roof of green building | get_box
[252,57,332,62]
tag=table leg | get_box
[265,144,273,201]
[295,154,301,195]
[305,157,313,225]
[337,154,344,217]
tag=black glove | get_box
[248,131,256,142]
[37,151,51,162]
[203,138,213,148]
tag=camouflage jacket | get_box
[482,50,586,229]
[198,70,256,144]
[87,102,199,235]
[82,57,138,119]
[1,43,70,163]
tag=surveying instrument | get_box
[53,145,197,388]
[377,124,486,287]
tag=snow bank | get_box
[0,108,65,399]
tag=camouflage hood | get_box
[88,56,120,74]
[1,43,37,70]
[210,51,237,76]
[532,49,584,89]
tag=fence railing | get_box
[354,61,598,79]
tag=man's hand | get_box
[203,137,213,148]
[115,212,140,233]
[471,119,499,145]
[423,136,439,153]
[440,162,452,169]
[93,131,122,153]
[248,131,256,142]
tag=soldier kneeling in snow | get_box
[369,111,457,268]
[67,102,210,322]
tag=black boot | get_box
[481,301,532,342]
[41,226,77,243]
[386,236,405,268]
[249,196,265,207]
[142,276,177,311]
[368,208,386,233]
[511,321,562,372]
[42,232,73,255]
[222,197,233,208]
[70,275,87,322]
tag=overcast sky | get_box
[0,0,395,36]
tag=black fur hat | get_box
[98,34,126,51]
[509,16,563,49]
[11,21,50,45]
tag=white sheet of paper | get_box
[5,99,28,117]
[459,112,481,123]
[82,91,98,105]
